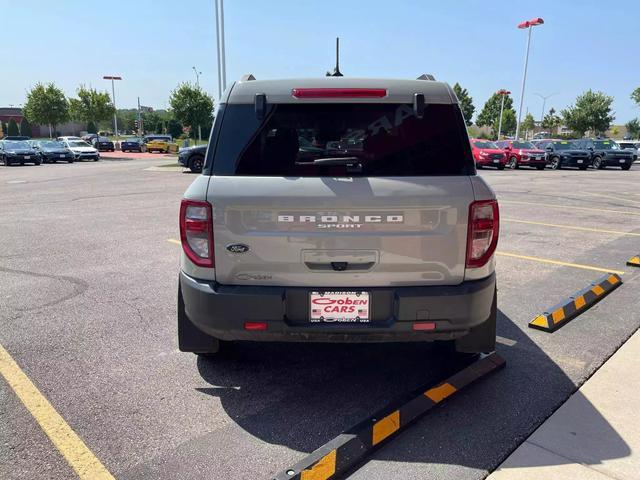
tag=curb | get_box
[529,273,622,333]
[273,352,506,480]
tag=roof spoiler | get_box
[417,74,436,81]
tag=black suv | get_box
[532,140,591,170]
[573,138,634,170]
[178,145,207,173]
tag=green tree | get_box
[169,83,214,139]
[7,119,19,136]
[631,87,640,107]
[19,118,32,137]
[23,82,70,137]
[167,118,183,138]
[541,107,562,135]
[625,118,640,139]
[87,120,97,134]
[452,83,475,126]
[476,92,516,137]
[69,86,115,129]
[521,113,536,138]
[561,90,614,137]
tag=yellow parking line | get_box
[500,200,640,217]
[503,218,640,237]
[496,252,625,275]
[0,344,114,480]
[167,238,181,245]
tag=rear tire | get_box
[455,287,497,354]
[622,164,631,171]
[189,155,205,173]
[178,284,222,355]
[550,156,561,170]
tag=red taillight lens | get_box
[291,88,387,99]
[466,200,499,268]
[180,199,214,268]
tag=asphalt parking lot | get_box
[2,159,640,480]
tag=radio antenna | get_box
[326,37,344,77]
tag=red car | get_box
[470,139,507,170]
[495,140,547,170]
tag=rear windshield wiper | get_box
[296,156,363,172]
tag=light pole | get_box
[515,17,544,140]
[534,92,558,125]
[192,66,203,144]
[103,75,122,139]
[496,89,511,141]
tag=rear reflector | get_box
[292,88,387,99]
[413,322,436,331]
[244,321,268,331]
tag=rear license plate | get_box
[24,156,30,160]
[493,159,499,163]
[310,291,370,323]
[60,154,65,158]
[577,160,583,164]
[619,160,626,163]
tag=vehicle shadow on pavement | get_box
[195,308,629,477]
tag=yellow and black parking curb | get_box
[273,352,505,480]
[529,273,622,333]
[627,255,640,267]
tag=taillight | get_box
[466,200,499,268]
[291,88,387,98]
[180,199,214,268]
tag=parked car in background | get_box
[532,131,550,140]
[532,140,591,170]
[178,145,207,173]
[33,140,74,163]
[57,136,82,142]
[495,140,547,170]
[91,136,115,152]
[144,135,179,153]
[573,138,635,170]
[618,141,639,160]
[3,136,31,141]
[0,139,41,165]
[470,139,507,169]
[120,137,146,152]
[81,134,98,144]
[61,139,100,161]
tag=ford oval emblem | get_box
[226,243,250,254]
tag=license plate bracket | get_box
[309,291,370,323]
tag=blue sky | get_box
[2,0,639,123]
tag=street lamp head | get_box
[103,75,122,80]
[518,17,544,28]
[497,89,511,95]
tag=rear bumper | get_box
[560,156,590,167]
[179,271,496,342]
[602,157,633,166]
[476,158,506,166]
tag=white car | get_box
[62,139,100,161]
[618,141,639,161]
[57,136,82,142]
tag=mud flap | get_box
[455,287,497,354]
[178,284,220,353]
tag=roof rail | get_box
[417,74,436,81]
[240,74,256,81]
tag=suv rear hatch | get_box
[206,86,476,287]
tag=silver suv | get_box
[178,75,499,356]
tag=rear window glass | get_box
[211,103,473,176]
